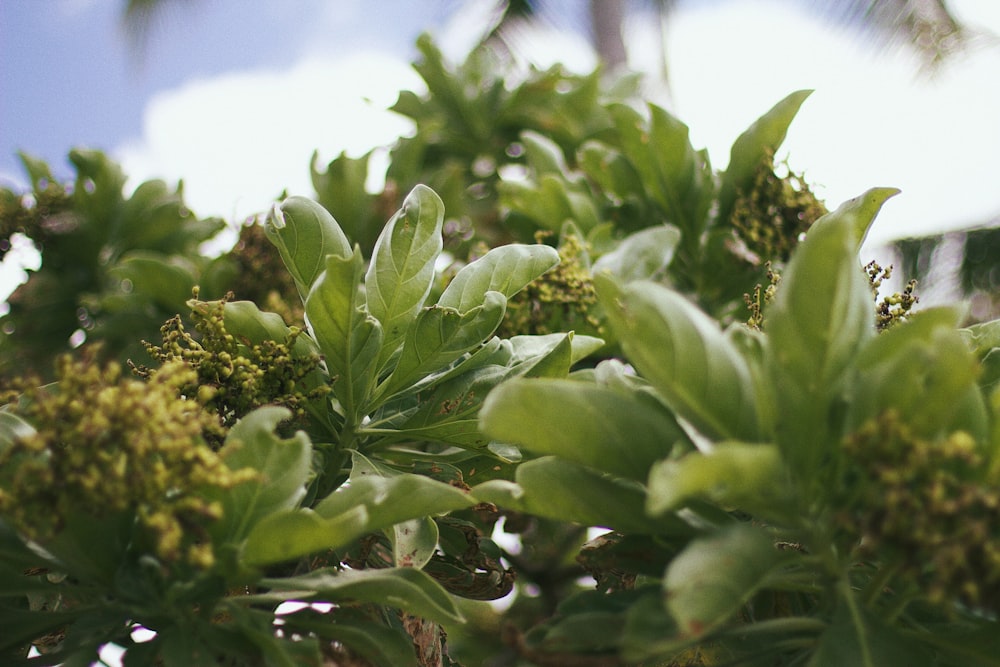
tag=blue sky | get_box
[2,0,1000,296]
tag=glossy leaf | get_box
[266,195,352,298]
[766,188,897,476]
[480,377,688,480]
[242,506,368,566]
[474,457,694,536]
[207,407,312,545]
[366,185,444,370]
[437,244,559,313]
[109,252,196,310]
[717,90,813,226]
[507,332,604,367]
[592,225,681,282]
[646,443,789,521]
[261,566,464,625]
[377,291,506,400]
[664,524,783,639]
[305,248,383,418]
[313,471,475,530]
[597,275,761,441]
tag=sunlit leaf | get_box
[766,188,897,476]
[305,248,383,418]
[266,195,352,298]
[647,443,789,521]
[366,185,444,370]
[474,457,693,536]
[437,244,559,313]
[597,275,761,441]
[207,407,312,545]
[717,90,813,226]
[480,377,688,480]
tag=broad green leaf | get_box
[507,332,605,366]
[717,90,813,226]
[437,244,559,313]
[647,443,790,521]
[480,377,688,481]
[664,524,783,639]
[850,309,987,441]
[766,188,898,476]
[266,195,352,298]
[242,506,368,566]
[808,593,932,667]
[207,407,312,545]
[261,566,464,625]
[592,225,681,282]
[962,318,1000,391]
[473,457,691,536]
[313,473,475,530]
[597,275,761,442]
[366,185,444,370]
[521,130,570,175]
[305,248,383,418]
[392,516,438,569]
[608,103,713,244]
[376,292,506,400]
[384,365,511,449]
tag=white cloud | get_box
[655,0,1000,247]
[116,52,421,224]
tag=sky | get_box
[2,0,1000,297]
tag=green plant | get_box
[0,184,604,665]
[478,188,1000,665]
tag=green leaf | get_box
[437,244,559,313]
[507,332,605,367]
[664,524,783,640]
[261,566,464,625]
[592,225,681,282]
[597,275,761,441]
[207,407,312,545]
[474,457,693,537]
[266,195,352,298]
[766,188,898,476]
[305,248,383,419]
[377,292,506,400]
[366,185,444,370]
[808,592,932,667]
[242,506,368,566]
[646,443,790,521]
[313,472,475,531]
[849,307,987,441]
[717,90,813,226]
[392,517,439,569]
[479,377,688,481]
[608,103,713,246]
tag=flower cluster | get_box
[0,355,255,568]
[836,411,1000,611]
[730,154,827,265]
[866,260,918,331]
[743,262,782,331]
[136,297,328,444]
[499,233,600,338]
